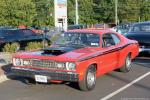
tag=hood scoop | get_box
[42,46,77,56]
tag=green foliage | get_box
[0,0,149,26]
[68,0,75,25]
[93,0,115,23]
[78,0,97,24]
[3,43,20,53]
[140,0,150,21]
[68,0,150,24]
[32,0,54,27]
[0,0,36,26]
[25,42,43,51]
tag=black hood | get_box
[42,46,82,56]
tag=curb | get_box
[0,75,9,83]
[0,73,12,83]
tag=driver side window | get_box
[102,33,115,47]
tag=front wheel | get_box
[120,54,132,73]
[24,78,36,85]
[78,65,96,91]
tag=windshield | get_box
[53,32,100,47]
[130,24,150,32]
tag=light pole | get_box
[75,0,79,25]
[115,0,118,25]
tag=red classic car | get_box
[12,29,139,91]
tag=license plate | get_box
[35,75,47,83]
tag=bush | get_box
[3,43,20,53]
[25,42,43,51]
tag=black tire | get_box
[78,65,96,91]
[24,78,36,85]
[120,54,132,73]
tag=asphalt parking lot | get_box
[0,57,149,100]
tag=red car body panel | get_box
[12,29,139,82]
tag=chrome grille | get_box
[31,59,56,69]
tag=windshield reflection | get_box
[53,32,100,47]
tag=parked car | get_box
[126,21,150,54]
[0,29,51,50]
[68,24,87,30]
[12,29,139,91]
[29,27,44,34]
[113,23,132,35]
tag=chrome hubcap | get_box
[126,56,131,69]
[87,71,95,87]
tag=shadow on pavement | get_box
[133,57,150,68]
[138,52,150,58]
[1,64,12,75]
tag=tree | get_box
[118,0,141,23]
[0,0,36,26]
[32,0,54,27]
[0,0,149,27]
[78,0,97,24]
[140,0,150,21]
[68,0,75,25]
[93,0,115,23]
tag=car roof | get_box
[67,28,114,35]
[133,21,150,25]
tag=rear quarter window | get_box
[130,24,150,32]
[111,34,121,44]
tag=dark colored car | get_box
[0,29,51,50]
[114,23,132,35]
[126,21,150,53]
[68,24,87,30]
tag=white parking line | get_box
[100,71,150,100]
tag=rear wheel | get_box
[78,65,96,91]
[120,54,132,73]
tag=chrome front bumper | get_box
[12,67,79,82]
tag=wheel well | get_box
[90,63,97,71]
[128,52,132,58]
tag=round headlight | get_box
[66,62,76,71]
[14,58,23,66]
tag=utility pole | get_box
[115,0,118,25]
[75,0,79,25]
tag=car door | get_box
[100,33,120,73]
[3,30,16,43]
[20,29,43,42]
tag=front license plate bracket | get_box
[35,75,48,83]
